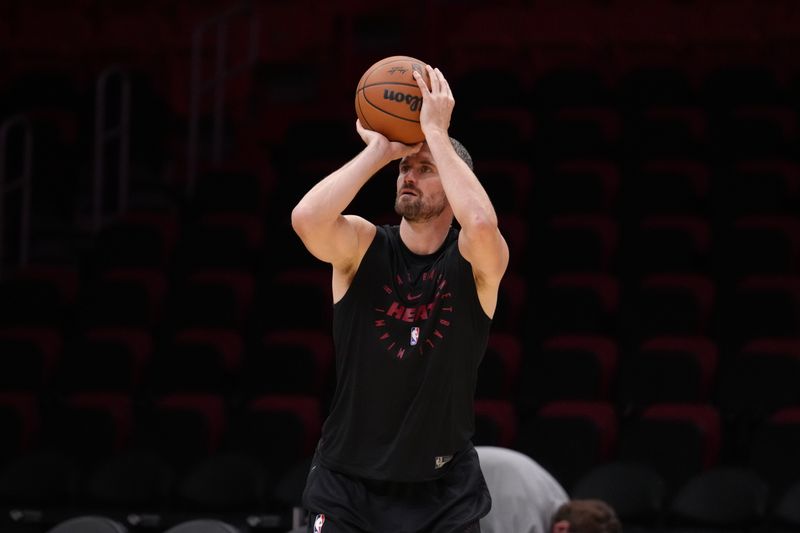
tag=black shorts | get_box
[302,446,491,533]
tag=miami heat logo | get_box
[373,267,454,359]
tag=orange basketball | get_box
[355,56,431,145]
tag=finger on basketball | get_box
[355,55,431,144]
[427,65,439,92]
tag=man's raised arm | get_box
[291,121,420,271]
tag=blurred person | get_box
[551,499,622,533]
[477,447,621,533]
[477,446,569,533]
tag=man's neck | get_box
[399,216,452,255]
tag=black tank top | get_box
[316,224,492,481]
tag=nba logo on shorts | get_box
[410,327,419,346]
[313,514,325,532]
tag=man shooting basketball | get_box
[291,64,509,532]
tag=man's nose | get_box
[403,173,417,185]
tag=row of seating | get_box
[1,266,797,343]
[10,209,800,276]
[571,462,800,532]
[0,319,796,407]
[480,401,800,497]
[8,464,800,532]
[0,325,333,397]
[0,392,318,497]
[269,161,800,262]
[503,213,800,275]
[3,392,800,508]
[0,322,796,410]
[272,108,800,159]
[7,464,800,532]
[3,244,798,322]
[44,517,245,533]
[3,0,800,70]
[10,155,799,234]
[484,158,800,214]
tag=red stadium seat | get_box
[544,214,618,273]
[165,269,254,330]
[632,273,715,338]
[618,403,722,493]
[149,328,244,393]
[476,333,523,401]
[519,335,618,414]
[0,327,62,391]
[728,215,800,275]
[47,393,134,461]
[227,394,321,479]
[79,269,168,329]
[0,265,78,327]
[143,393,228,471]
[0,393,39,458]
[474,399,518,448]
[58,327,153,392]
[517,400,618,489]
[717,338,800,421]
[751,406,800,494]
[535,273,620,336]
[729,276,800,341]
[617,336,718,410]
[244,329,335,396]
[725,159,800,215]
[627,158,711,214]
[88,210,179,274]
[634,214,711,274]
[549,159,621,212]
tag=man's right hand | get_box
[356,119,422,162]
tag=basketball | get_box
[355,56,431,145]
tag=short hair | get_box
[552,499,622,533]
[449,137,473,171]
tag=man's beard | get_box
[394,192,447,222]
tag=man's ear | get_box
[552,519,571,533]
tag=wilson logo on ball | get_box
[383,90,422,111]
[356,55,429,144]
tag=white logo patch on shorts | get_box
[435,455,453,469]
[314,513,325,532]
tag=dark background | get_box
[0,1,799,532]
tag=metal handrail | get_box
[186,0,259,195]
[0,115,33,279]
[94,65,131,231]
